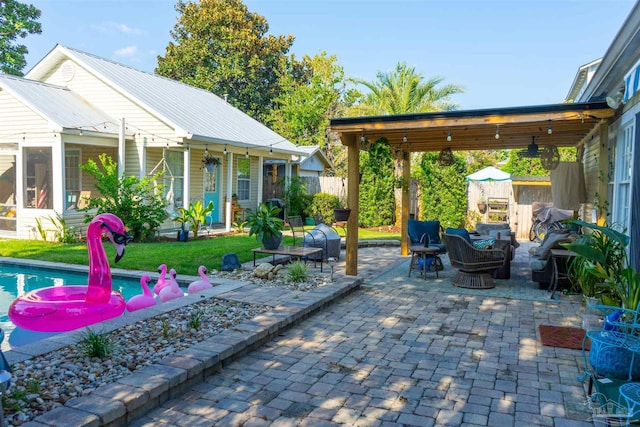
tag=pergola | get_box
[329,101,615,276]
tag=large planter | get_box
[588,330,640,380]
[334,208,351,222]
[262,232,283,250]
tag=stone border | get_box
[6,267,363,427]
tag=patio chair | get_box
[407,219,446,253]
[442,232,506,289]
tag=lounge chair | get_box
[443,232,506,289]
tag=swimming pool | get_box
[0,264,146,351]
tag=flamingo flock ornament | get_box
[158,269,185,302]
[126,275,157,313]
[187,266,213,294]
[153,264,169,296]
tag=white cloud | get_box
[113,23,144,35]
[115,46,138,58]
[89,22,145,35]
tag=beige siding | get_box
[0,91,51,137]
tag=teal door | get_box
[203,163,220,224]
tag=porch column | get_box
[183,146,190,207]
[345,134,359,276]
[118,118,126,177]
[225,152,233,231]
[400,150,410,256]
[597,121,609,226]
[257,156,264,205]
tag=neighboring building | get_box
[0,44,305,239]
[566,2,640,269]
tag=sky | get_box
[22,0,637,110]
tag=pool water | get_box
[0,265,147,351]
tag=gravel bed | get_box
[2,266,330,425]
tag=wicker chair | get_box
[442,233,507,289]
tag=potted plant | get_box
[477,197,487,214]
[202,153,220,172]
[173,200,214,239]
[246,202,285,249]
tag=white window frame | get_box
[65,149,81,210]
[612,121,634,232]
[237,158,251,201]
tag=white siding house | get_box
[0,44,305,239]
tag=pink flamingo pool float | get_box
[158,269,184,302]
[126,275,157,313]
[8,213,132,332]
[153,264,169,296]
[187,266,213,294]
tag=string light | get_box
[269,146,273,154]
[360,132,366,143]
[245,148,249,158]
[495,125,500,140]
[204,145,208,155]
[223,145,227,155]
[403,133,407,143]
[446,129,452,142]
[547,120,553,134]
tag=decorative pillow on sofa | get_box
[472,238,496,250]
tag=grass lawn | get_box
[0,228,399,273]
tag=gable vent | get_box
[60,61,75,82]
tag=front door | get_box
[203,162,220,224]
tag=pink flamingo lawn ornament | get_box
[153,264,169,296]
[126,275,157,313]
[158,269,185,302]
[187,266,213,294]
[9,213,132,332]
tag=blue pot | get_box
[588,331,640,380]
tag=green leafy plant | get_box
[246,202,285,243]
[232,220,248,234]
[79,328,114,358]
[173,200,214,239]
[283,176,312,218]
[34,216,48,241]
[308,192,340,224]
[189,309,203,330]
[286,261,308,283]
[80,154,168,242]
[161,319,172,338]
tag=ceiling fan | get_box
[517,136,560,170]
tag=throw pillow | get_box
[472,238,496,250]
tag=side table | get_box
[409,245,442,280]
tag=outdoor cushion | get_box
[445,227,471,244]
[475,223,510,235]
[472,238,496,250]
[408,220,441,244]
[488,229,511,240]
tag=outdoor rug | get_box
[539,324,590,350]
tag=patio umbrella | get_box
[466,166,511,182]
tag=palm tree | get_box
[347,61,464,116]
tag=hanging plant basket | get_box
[334,208,351,222]
[202,154,220,172]
[205,163,216,173]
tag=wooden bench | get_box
[252,246,323,271]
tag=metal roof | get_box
[0,73,120,135]
[330,101,615,152]
[27,45,301,155]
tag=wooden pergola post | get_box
[400,150,410,256]
[345,134,359,276]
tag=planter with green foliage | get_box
[173,200,214,239]
[246,203,285,249]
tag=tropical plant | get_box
[562,220,634,307]
[79,153,168,242]
[0,0,42,76]
[156,0,297,122]
[173,200,214,239]
[246,202,285,243]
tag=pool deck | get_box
[10,240,598,427]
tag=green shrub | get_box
[308,193,340,223]
[287,261,308,283]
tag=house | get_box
[566,2,640,270]
[0,44,305,239]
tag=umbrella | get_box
[466,166,511,182]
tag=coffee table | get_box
[252,246,324,271]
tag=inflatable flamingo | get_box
[153,264,169,296]
[126,275,157,313]
[158,269,184,302]
[9,213,132,332]
[187,266,213,294]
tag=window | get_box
[65,149,81,210]
[24,147,52,209]
[164,150,184,209]
[237,158,250,200]
[612,123,634,231]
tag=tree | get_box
[0,0,42,76]
[79,154,168,242]
[347,61,463,116]
[156,0,295,122]
[267,52,345,148]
